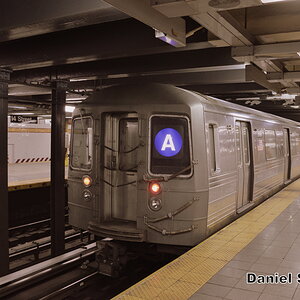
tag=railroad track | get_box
[2,244,176,300]
[9,216,69,247]
[9,229,90,261]
[1,243,98,300]
[8,217,92,271]
[4,220,176,299]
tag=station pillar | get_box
[50,80,68,257]
[0,69,10,276]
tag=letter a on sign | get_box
[161,134,176,151]
[154,128,183,157]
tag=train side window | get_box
[265,129,277,160]
[235,125,242,165]
[275,130,284,157]
[71,116,93,170]
[296,134,300,154]
[291,132,297,155]
[242,126,250,164]
[208,124,219,172]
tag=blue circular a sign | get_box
[154,128,183,157]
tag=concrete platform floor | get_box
[114,179,300,300]
[8,162,68,186]
[189,185,300,300]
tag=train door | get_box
[236,121,252,211]
[283,128,291,183]
[104,113,138,221]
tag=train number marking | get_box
[154,128,183,157]
[161,134,176,151]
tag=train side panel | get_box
[203,105,300,235]
[290,128,300,178]
[251,120,285,202]
[204,111,237,232]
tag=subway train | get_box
[68,84,300,275]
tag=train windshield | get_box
[150,115,191,175]
[71,116,93,170]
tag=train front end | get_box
[68,85,208,275]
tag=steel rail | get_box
[9,217,51,232]
[9,214,69,233]
[9,230,89,261]
[0,243,97,298]
[39,271,99,300]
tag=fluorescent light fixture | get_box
[65,106,75,113]
[69,78,85,82]
[8,105,27,109]
[261,0,289,3]
[11,112,34,115]
[290,105,300,109]
[67,97,86,101]
[154,29,185,48]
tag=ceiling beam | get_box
[0,19,174,70]
[0,18,217,71]
[191,9,255,47]
[286,87,300,94]
[151,0,262,17]
[11,47,239,82]
[103,0,186,47]
[245,64,282,94]
[0,0,127,42]
[268,71,300,82]
[232,41,300,62]
[8,84,50,96]
[98,69,246,86]
[181,82,267,95]
[11,69,246,88]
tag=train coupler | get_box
[96,238,128,277]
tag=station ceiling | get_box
[2,0,300,120]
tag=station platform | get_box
[114,179,300,300]
[8,162,68,191]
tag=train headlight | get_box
[149,181,162,195]
[149,197,162,211]
[82,175,92,187]
[83,190,92,201]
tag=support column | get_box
[51,80,67,257]
[0,69,10,276]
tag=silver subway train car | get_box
[68,84,300,275]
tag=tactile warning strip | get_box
[113,180,300,300]
[8,178,51,191]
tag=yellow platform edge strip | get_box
[113,180,300,300]
[8,178,51,191]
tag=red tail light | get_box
[149,182,162,195]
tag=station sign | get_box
[154,128,183,157]
[10,115,38,124]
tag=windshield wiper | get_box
[143,164,192,183]
[164,165,192,181]
[103,144,139,154]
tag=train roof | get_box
[80,84,300,127]
[81,83,202,106]
[199,93,300,127]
